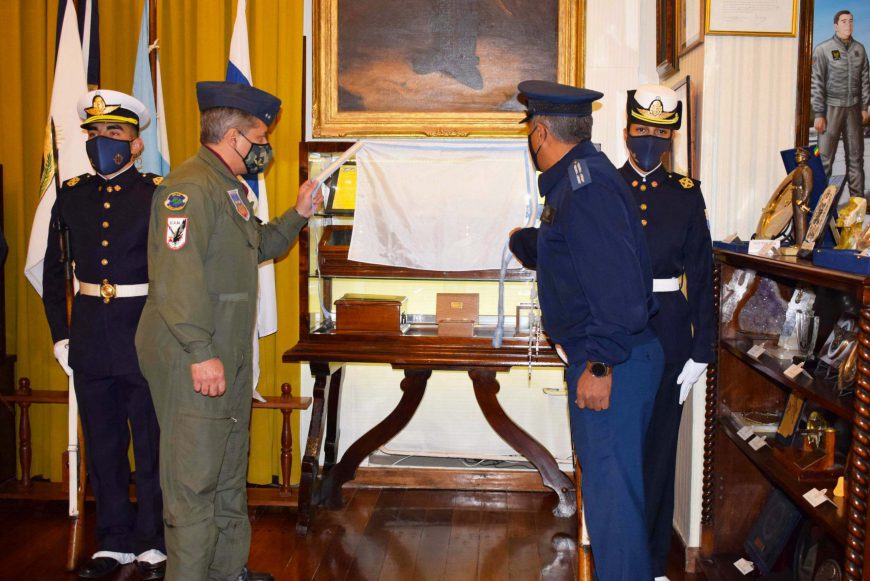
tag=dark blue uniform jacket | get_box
[618,163,716,364]
[509,141,658,366]
[42,167,158,376]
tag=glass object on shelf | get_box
[795,311,820,360]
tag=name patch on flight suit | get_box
[227,189,250,221]
[166,217,188,250]
[569,159,592,191]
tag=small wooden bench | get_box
[0,378,311,502]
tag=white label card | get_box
[748,239,780,256]
[737,426,755,440]
[784,363,806,379]
[733,558,755,575]
[803,488,833,508]
[749,436,767,451]
[747,344,766,359]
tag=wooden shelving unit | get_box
[701,250,870,580]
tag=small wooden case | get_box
[335,294,409,335]
[436,293,479,337]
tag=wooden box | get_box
[436,293,479,337]
[335,294,409,335]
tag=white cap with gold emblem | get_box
[626,84,682,130]
[77,89,151,130]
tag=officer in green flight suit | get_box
[135,81,321,581]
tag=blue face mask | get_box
[86,135,133,176]
[626,134,671,172]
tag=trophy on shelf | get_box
[756,148,813,247]
[834,197,867,250]
[814,314,858,395]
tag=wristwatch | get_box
[586,361,612,378]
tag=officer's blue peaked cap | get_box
[517,80,603,123]
[196,81,281,126]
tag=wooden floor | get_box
[0,489,706,580]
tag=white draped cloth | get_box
[349,139,536,271]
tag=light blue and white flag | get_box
[227,0,278,400]
[132,0,170,175]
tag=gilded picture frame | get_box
[311,0,585,138]
[657,0,678,80]
[705,0,798,37]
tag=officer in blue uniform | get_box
[42,90,166,580]
[509,80,664,580]
[619,85,715,581]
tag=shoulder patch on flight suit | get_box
[166,216,188,250]
[164,192,188,211]
[568,159,592,191]
[226,189,250,221]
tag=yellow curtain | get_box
[0,0,306,485]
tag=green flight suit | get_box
[135,146,307,581]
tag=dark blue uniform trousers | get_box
[74,371,165,554]
[643,361,685,576]
[566,338,664,581]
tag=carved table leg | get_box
[469,368,576,517]
[320,369,431,510]
[324,369,344,472]
[296,363,337,535]
[279,383,293,497]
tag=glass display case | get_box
[285,151,573,534]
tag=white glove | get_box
[677,358,707,404]
[53,339,73,377]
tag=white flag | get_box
[24,1,92,296]
[227,0,277,400]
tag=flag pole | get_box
[149,0,157,102]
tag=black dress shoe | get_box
[136,559,166,580]
[237,566,274,581]
[77,557,121,579]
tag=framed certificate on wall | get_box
[706,0,798,37]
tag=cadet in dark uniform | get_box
[42,90,166,580]
[135,82,321,581]
[619,85,715,581]
[509,80,664,580]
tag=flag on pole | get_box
[28,0,93,523]
[227,0,278,400]
[24,0,92,297]
[132,0,170,175]
[77,0,100,88]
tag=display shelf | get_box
[317,225,535,281]
[715,250,865,297]
[718,413,847,546]
[702,250,870,581]
[720,338,854,421]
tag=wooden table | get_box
[284,328,576,535]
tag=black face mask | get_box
[86,135,133,176]
[527,126,543,172]
[626,134,670,172]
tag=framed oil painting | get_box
[796,0,870,198]
[311,0,584,138]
